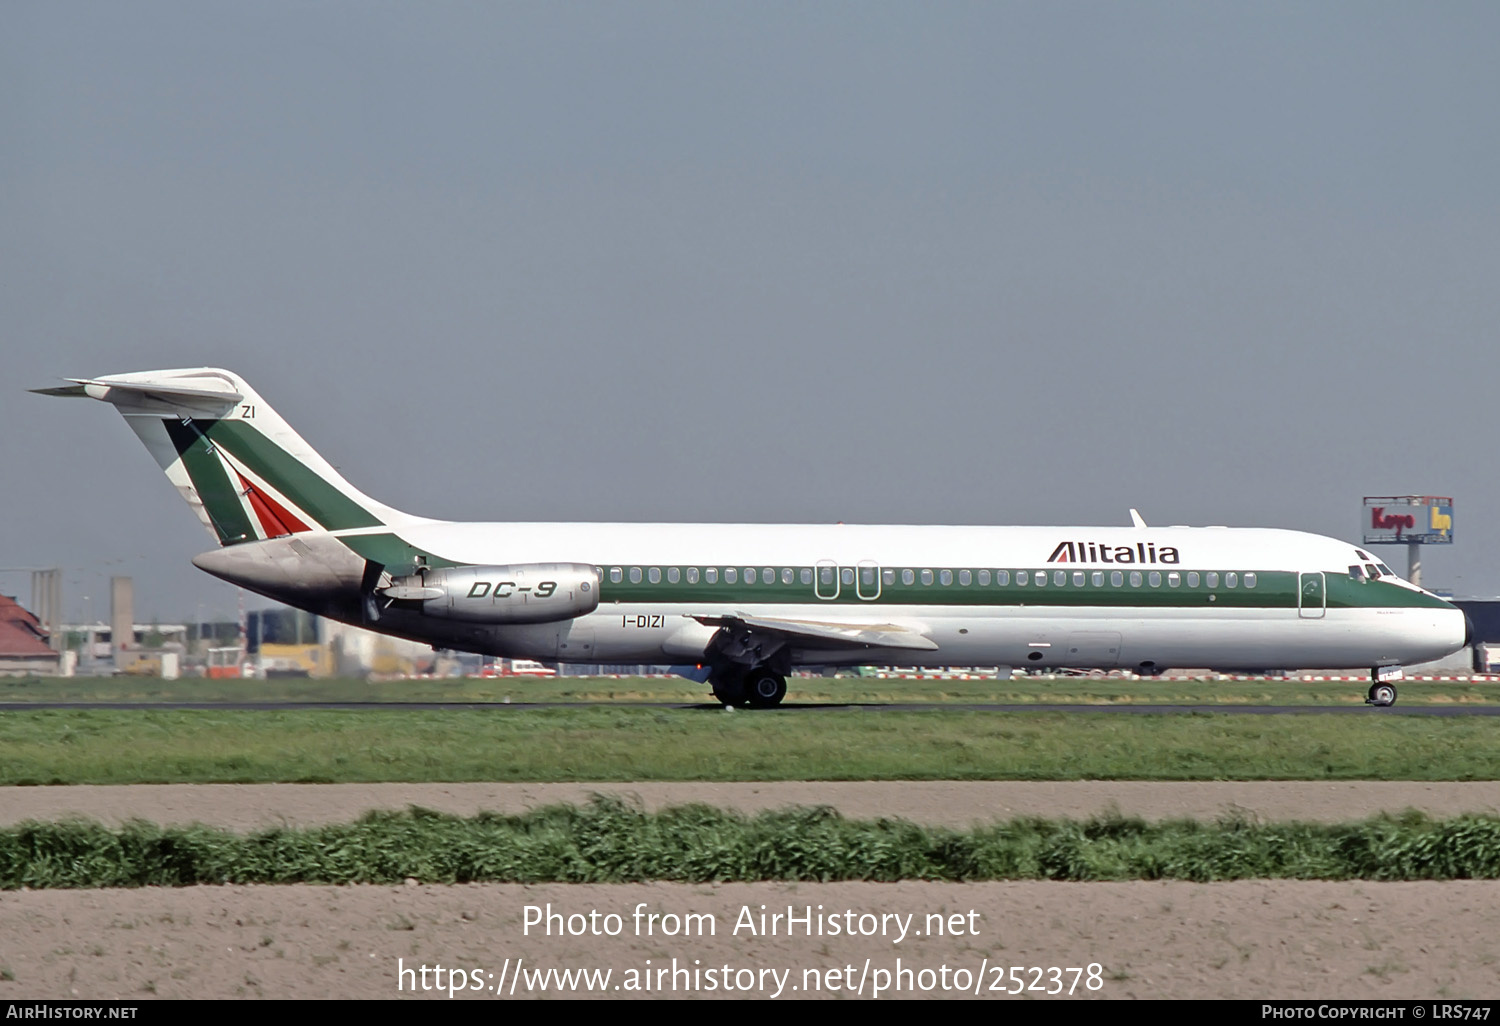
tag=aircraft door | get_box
[1298,572,1326,619]
[857,560,881,601]
[816,560,840,600]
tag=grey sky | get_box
[4,2,1499,624]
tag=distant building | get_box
[0,595,62,676]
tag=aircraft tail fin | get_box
[34,368,419,546]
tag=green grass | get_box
[4,673,1497,706]
[6,800,1500,887]
[3,707,1500,784]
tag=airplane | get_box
[35,367,1472,708]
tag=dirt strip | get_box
[4,783,1500,1000]
[3,880,1499,1000]
[3,780,1500,829]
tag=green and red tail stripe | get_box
[236,471,312,537]
[162,416,383,544]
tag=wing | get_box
[689,612,938,651]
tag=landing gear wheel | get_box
[710,669,747,706]
[744,670,787,709]
[1367,682,1398,707]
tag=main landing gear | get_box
[745,668,788,708]
[704,624,790,708]
[709,666,787,708]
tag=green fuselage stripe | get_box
[593,568,1448,611]
[338,532,460,570]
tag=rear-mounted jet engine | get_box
[385,563,601,624]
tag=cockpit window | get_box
[1365,564,1380,579]
[1356,549,1373,561]
[1349,565,1365,580]
[1377,563,1394,576]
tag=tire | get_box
[744,670,787,709]
[1367,682,1398,707]
[710,668,747,706]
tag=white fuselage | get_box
[323,521,1466,672]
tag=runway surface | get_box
[5,700,1500,714]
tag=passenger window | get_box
[744,567,756,583]
[686,567,699,584]
[996,570,1009,586]
[939,569,953,586]
[667,567,680,584]
[725,568,738,584]
[882,569,895,585]
[1226,572,1238,588]
[901,568,915,586]
[1148,571,1161,587]
[1111,570,1124,587]
[820,566,834,585]
[1092,571,1104,587]
[1072,571,1085,587]
[648,567,661,584]
[801,568,813,585]
[782,568,794,585]
[1053,570,1066,586]
[841,567,855,586]
[1035,571,1047,588]
[763,567,775,584]
[705,567,718,584]
[978,569,991,586]
[1167,571,1180,588]
[1206,572,1219,588]
[959,569,972,586]
[1187,571,1199,587]
[1129,571,1142,587]
[629,567,642,584]
[1245,572,1257,588]
[610,567,622,584]
[1017,571,1028,586]
[920,569,934,585]
[861,567,875,586]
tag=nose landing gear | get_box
[1366,680,1398,707]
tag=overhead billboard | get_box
[1362,496,1453,546]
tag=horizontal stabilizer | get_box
[29,384,90,398]
[63,376,244,405]
[690,612,939,651]
[35,367,414,547]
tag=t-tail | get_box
[33,368,434,619]
[33,368,415,545]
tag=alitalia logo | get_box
[1047,541,1180,564]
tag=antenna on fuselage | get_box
[1129,509,1147,528]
